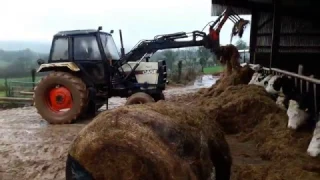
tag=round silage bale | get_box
[67,104,232,180]
[200,65,255,98]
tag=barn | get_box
[211,0,320,78]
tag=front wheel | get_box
[33,71,88,124]
[125,92,155,105]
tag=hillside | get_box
[0,41,51,54]
[0,48,48,78]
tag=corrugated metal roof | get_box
[211,3,251,16]
[211,0,320,16]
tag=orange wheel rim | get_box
[47,86,73,112]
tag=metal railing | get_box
[248,63,319,116]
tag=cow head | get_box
[265,75,281,94]
[252,64,262,72]
[265,75,294,95]
[287,99,310,129]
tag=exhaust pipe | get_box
[119,29,125,58]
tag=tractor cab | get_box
[48,28,120,63]
[38,28,121,85]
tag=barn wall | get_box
[251,11,320,78]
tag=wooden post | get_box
[178,60,182,83]
[313,83,318,116]
[306,75,314,93]
[269,0,281,68]
[4,76,8,97]
[31,69,36,90]
[298,64,303,93]
[249,8,259,64]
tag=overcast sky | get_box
[0,0,251,49]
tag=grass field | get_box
[0,91,5,97]
[203,66,224,74]
[0,61,10,67]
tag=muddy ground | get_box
[0,83,268,180]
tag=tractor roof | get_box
[54,29,111,37]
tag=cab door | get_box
[72,35,106,85]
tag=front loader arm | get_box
[119,31,208,64]
[119,7,249,64]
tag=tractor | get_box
[33,8,249,124]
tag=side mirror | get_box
[110,30,114,34]
[98,26,102,31]
[37,59,45,65]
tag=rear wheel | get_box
[125,92,155,105]
[33,71,88,124]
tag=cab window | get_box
[74,36,101,60]
[51,37,69,61]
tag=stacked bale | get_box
[68,102,232,180]
[169,65,320,179]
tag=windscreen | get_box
[100,34,120,60]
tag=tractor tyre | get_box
[33,71,88,124]
[125,92,155,105]
[153,92,165,102]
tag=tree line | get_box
[150,39,249,72]
[0,48,48,78]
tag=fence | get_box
[0,69,38,106]
[248,63,320,116]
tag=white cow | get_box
[307,120,320,157]
[249,72,262,84]
[276,95,286,109]
[256,74,273,87]
[265,75,320,157]
[265,75,282,94]
[251,64,262,71]
[265,75,297,108]
[249,72,272,88]
[287,99,310,129]
[240,63,249,67]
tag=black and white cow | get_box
[265,74,320,157]
[286,93,315,129]
[248,65,263,84]
[288,95,320,157]
[255,74,273,87]
[307,120,320,157]
[251,64,262,71]
[248,68,273,88]
[265,75,296,108]
[265,75,316,128]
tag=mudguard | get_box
[37,62,80,72]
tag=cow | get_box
[265,74,320,157]
[307,120,320,157]
[248,65,264,85]
[265,75,296,107]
